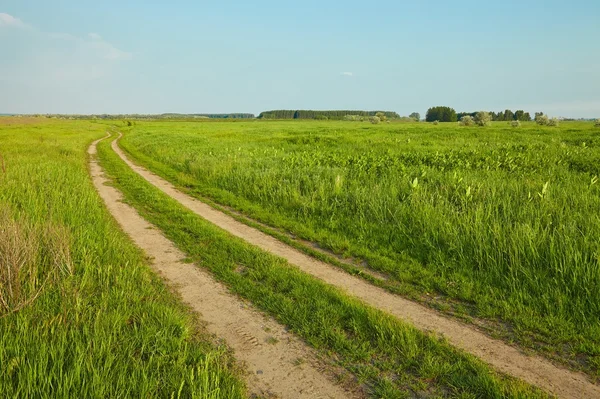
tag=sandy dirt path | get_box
[89,135,359,399]
[112,134,600,399]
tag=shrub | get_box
[535,114,549,125]
[375,112,387,122]
[594,119,600,127]
[432,120,439,125]
[460,115,475,126]
[511,120,521,128]
[475,111,492,127]
[344,115,366,122]
[369,116,381,124]
[548,117,560,127]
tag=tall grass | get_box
[120,120,600,374]
[0,119,243,397]
[0,207,72,316]
[99,130,547,398]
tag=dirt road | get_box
[89,135,359,399]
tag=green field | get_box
[3,116,598,397]
[0,119,244,398]
[118,119,600,375]
[99,126,546,397]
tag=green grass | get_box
[0,118,244,398]
[99,127,547,398]
[118,119,600,375]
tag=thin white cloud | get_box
[0,13,132,89]
[0,13,28,28]
[1,14,131,61]
[48,31,131,61]
[341,72,353,77]
[92,40,132,60]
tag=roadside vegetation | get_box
[119,119,600,377]
[98,130,547,398]
[0,118,243,398]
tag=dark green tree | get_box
[503,109,515,121]
[514,110,525,121]
[426,106,457,122]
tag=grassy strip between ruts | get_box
[98,132,548,398]
[0,119,244,398]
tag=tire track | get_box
[89,135,358,399]
[112,133,600,399]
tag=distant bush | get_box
[314,115,328,120]
[409,112,420,121]
[535,114,559,126]
[548,117,560,127]
[475,111,492,127]
[375,112,387,122]
[460,115,475,126]
[594,119,600,127]
[535,114,549,125]
[344,115,363,121]
[511,120,521,128]
[432,120,439,125]
[369,116,381,124]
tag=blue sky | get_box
[1,1,599,117]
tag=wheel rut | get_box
[112,133,600,399]
[89,135,358,399]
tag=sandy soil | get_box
[112,133,600,399]
[89,135,359,399]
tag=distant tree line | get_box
[427,106,540,123]
[206,113,254,119]
[457,110,532,122]
[22,113,256,120]
[160,113,255,119]
[258,110,400,120]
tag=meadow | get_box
[119,119,600,376]
[99,126,546,398]
[1,116,595,398]
[0,118,244,398]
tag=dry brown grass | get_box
[0,207,72,317]
[0,116,44,126]
[0,152,5,175]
